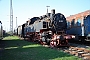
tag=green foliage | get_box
[0,36,81,60]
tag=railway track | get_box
[43,43,90,60]
[64,46,90,60]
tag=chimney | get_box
[51,9,55,14]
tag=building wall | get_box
[66,10,90,27]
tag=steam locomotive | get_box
[16,9,75,47]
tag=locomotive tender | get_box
[17,9,74,47]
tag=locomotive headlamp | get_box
[57,36,60,39]
[71,35,75,38]
[49,31,52,34]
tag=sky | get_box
[0,0,90,32]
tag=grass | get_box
[3,35,19,40]
[88,47,90,50]
[0,36,81,60]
